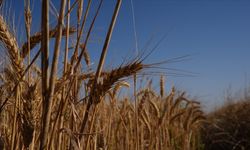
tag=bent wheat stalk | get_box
[21,27,76,58]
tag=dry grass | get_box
[201,97,250,150]
[0,1,205,149]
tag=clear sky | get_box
[109,0,250,110]
[9,0,250,110]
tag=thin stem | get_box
[10,86,19,150]
[134,74,139,150]
[58,0,71,149]
[24,0,32,83]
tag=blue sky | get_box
[10,0,250,110]
[113,0,250,110]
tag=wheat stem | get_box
[40,0,50,148]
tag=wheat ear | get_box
[0,15,22,74]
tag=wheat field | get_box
[2,0,247,150]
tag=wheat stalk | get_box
[160,75,165,98]
[40,0,50,148]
